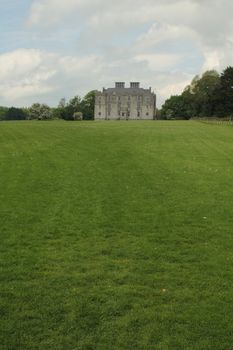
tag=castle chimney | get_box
[130,82,140,88]
[115,82,125,88]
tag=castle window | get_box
[146,112,149,116]
[99,112,101,116]
[137,112,140,117]
[122,113,125,117]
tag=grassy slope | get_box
[0,121,233,350]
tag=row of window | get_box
[98,103,152,109]
[99,105,151,110]
[98,112,150,117]
[98,96,151,102]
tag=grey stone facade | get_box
[94,82,156,120]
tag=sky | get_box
[0,0,233,107]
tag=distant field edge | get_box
[192,117,233,126]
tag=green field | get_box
[1,120,233,350]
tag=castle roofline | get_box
[102,87,153,95]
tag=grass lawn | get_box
[0,120,233,350]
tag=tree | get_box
[62,95,82,120]
[28,103,41,120]
[155,108,162,119]
[0,106,9,120]
[51,108,63,120]
[58,98,66,109]
[161,95,190,120]
[22,107,30,120]
[28,103,52,120]
[5,107,27,120]
[214,67,233,117]
[54,98,67,119]
[194,70,220,117]
[73,112,83,120]
[181,70,220,118]
[80,90,96,120]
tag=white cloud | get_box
[136,23,197,50]
[134,53,183,71]
[159,75,193,102]
[0,49,56,103]
[1,0,233,107]
[60,55,102,74]
[0,49,55,80]
[201,50,222,72]
[0,49,103,106]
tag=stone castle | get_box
[94,82,156,120]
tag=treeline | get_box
[0,90,95,121]
[161,66,233,120]
[2,67,233,121]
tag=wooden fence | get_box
[193,117,233,126]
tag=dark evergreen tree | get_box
[5,107,27,120]
[161,95,191,120]
[214,67,233,117]
[63,96,82,120]
[80,90,96,120]
[0,106,9,120]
